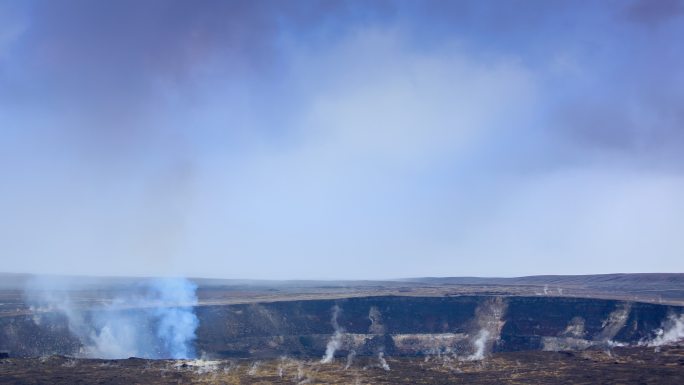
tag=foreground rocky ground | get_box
[1,346,683,384]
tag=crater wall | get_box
[1,296,681,358]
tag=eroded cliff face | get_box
[499,297,673,352]
[194,296,681,358]
[1,296,682,358]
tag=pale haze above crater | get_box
[1,0,683,279]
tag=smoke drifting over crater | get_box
[25,276,199,359]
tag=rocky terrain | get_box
[0,273,683,383]
[1,346,683,384]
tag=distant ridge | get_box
[3,272,682,290]
[405,273,684,286]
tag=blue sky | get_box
[1,0,683,279]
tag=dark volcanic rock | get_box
[0,346,682,384]
[1,295,682,358]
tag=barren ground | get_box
[1,346,683,384]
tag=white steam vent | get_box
[26,276,199,359]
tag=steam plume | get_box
[344,349,356,370]
[321,305,343,364]
[465,297,507,361]
[646,313,684,347]
[466,330,490,361]
[595,303,631,342]
[378,351,390,371]
[26,276,199,359]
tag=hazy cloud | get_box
[1,1,682,278]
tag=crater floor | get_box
[1,346,683,384]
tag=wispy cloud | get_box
[1,0,682,278]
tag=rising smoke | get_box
[321,305,343,364]
[344,349,356,370]
[25,276,199,359]
[645,313,684,347]
[377,351,390,371]
[466,330,491,361]
[595,303,631,342]
[464,297,507,361]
